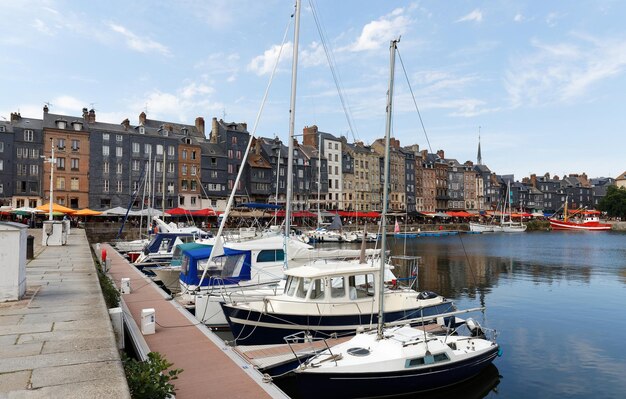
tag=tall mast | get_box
[317,132,321,228]
[377,38,399,340]
[284,0,301,268]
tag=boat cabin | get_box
[177,242,253,287]
[282,263,379,302]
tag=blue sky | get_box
[1,1,624,180]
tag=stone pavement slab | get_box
[0,229,130,398]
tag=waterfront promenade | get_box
[0,228,130,398]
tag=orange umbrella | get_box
[36,203,76,215]
[73,208,103,216]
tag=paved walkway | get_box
[0,228,130,398]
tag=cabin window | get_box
[330,277,345,298]
[406,353,449,368]
[309,279,325,299]
[349,273,375,299]
[218,254,246,278]
[285,277,299,296]
[181,255,190,275]
[296,278,312,299]
[257,249,285,263]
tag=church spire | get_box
[477,126,482,165]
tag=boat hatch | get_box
[347,347,370,357]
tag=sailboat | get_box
[292,39,500,398]
[220,3,454,346]
[500,180,526,233]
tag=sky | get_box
[1,0,625,180]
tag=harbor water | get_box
[276,231,626,398]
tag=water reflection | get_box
[385,232,626,298]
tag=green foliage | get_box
[96,262,120,308]
[598,186,626,219]
[525,219,550,231]
[123,352,183,399]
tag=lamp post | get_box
[44,138,56,221]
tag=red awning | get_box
[166,207,192,215]
[334,211,381,218]
[446,211,473,217]
[273,210,317,218]
[190,208,217,217]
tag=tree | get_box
[598,185,626,219]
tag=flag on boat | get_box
[394,219,400,233]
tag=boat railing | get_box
[283,331,342,368]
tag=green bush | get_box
[526,219,550,231]
[96,261,120,308]
[123,352,183,399]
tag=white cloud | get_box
[456,9,483,23]
[350,8,411,52]
[132,81,221,123]
[505,34,626,107]
[546,12,563,27]
[194,52,240,82]
[33,19,54,36]
[108,23,171,56]
[248,42,292,76]
[300,42,326,68]
[514,13,524,22]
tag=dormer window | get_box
[0,125,5,132]
[181,127,188,136]
[55,119,67,129]
[163,130,169,137]
[71,121,83,131]
[139,126,145,135]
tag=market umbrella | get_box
[74,208,103,216]
[166,207,192,216]
[190,208,217,217]
[36,203,76,215]
[11,207,44,216]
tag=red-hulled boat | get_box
[549,209,611,231]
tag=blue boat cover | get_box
[179,243,252,287]
[239,202,281,210]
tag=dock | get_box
[102,242,289,398]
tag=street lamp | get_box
[43,138,56,221]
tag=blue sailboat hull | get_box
[294,345,500,399]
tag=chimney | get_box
[241,122,247,132]
[139,111,146,125]
[530,174,537,187]
[121,118,130,131]
[421,149,428,159]
[210,117,219,143]
[389,138,400,149]
[87,109,96,123]
[195,117,205,135]
[10,112,21,122]
[82,108,88,120]
[303,125,318,147]
[43,104,49,113]
[436,149,445,159]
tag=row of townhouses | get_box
[0,106,618,214]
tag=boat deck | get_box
[235,322,447,373]
[102,243,288,399]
